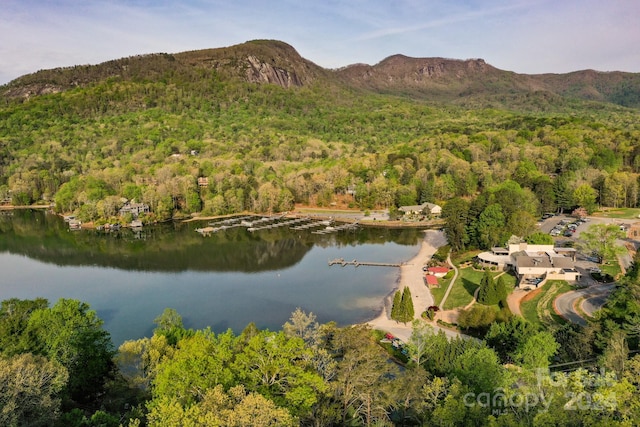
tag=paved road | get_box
[554,283,616,326]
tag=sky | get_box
[1,0,639,85]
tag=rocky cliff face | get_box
[244,55,303,87]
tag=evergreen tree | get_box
[391,290,402,322]
[399,287,414,324]
[495,275,508,304]
[477,271,495,305]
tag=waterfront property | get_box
[476,243,580,288]
[398,202,442,218]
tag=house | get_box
[398,202,442,217]
[119,200,150,218]
[424,275,439,288]
[476,243,580,288]
[197,177,209,187]
[426,266,449,277]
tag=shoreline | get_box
[366,229,452,341]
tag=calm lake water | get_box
[0,210,423,346]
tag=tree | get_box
[578,223,626,264]
[0,298,49,356]
[453,347,504,394]
[475,203,506,249]
[477,270,497,305]
[232,330,325,417]
[525,231,554,245]
[391,290,402,323]
[153,330,236,405]
[393,286,415,325]
[441,197,470,251]
[331,325,399,426]
[406,320,436,367]
[573,183,597,213]
[513,331,558,369]
[116,334,174,390]
[0,353,68,427]
[506,210,537,239]
[283,308,319,345]
[153,308,191,345]
[26,298,115,403]
[485,317,538,364]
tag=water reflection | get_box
[0,210,424,345]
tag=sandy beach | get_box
[366,229,458,341]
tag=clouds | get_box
[1,0,638,85]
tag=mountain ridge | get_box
[2,39,640,108]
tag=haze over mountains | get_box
[3,40,640,109]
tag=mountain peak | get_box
[2,40,640,108]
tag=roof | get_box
[427,267,449,273]
[399,204,427,212]
[551,257,574,269]
[425,275,439,285]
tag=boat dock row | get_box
[328,258,403,268]
[247,217,309,232]
[312,222,359,234]
[196,214,360,236]
[208,215,254,227]
[290,220,332,230]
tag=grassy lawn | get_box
[437,267,517,311]
[593,207,640,219]
[520,280,573,327]
[442,267,483,310]
[601,258,622,279]
[431,275,453,307]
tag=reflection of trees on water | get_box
[0,211,423,272]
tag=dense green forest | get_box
[1,42,639,228]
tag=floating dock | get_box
[312,222,359,234]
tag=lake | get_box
[0,210,423,346]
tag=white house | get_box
[476,243,580,288]
[398,202,442,217]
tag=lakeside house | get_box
[119,200,150,218]
[476,243,580,288]
[398,202,442,218]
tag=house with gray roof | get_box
[476,243,580,288]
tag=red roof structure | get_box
[424,275,439,287]
[427,267,449,274]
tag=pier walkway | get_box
[328,258,404,268]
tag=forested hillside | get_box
[1,40,639,228]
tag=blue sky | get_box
[1,0,639,85]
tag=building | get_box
[424,275,439,288]
[119,200,150,218]
[476,243,579,288]
[398,202,442,217]
[426,266,449,277]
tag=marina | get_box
[195,214,359,236]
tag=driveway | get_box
[553,282,616,326]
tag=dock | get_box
[247,217,310,232]
[196,214,358,237]
[290,219,332,230]
[328,258,404,268]
[312,222,359,234]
